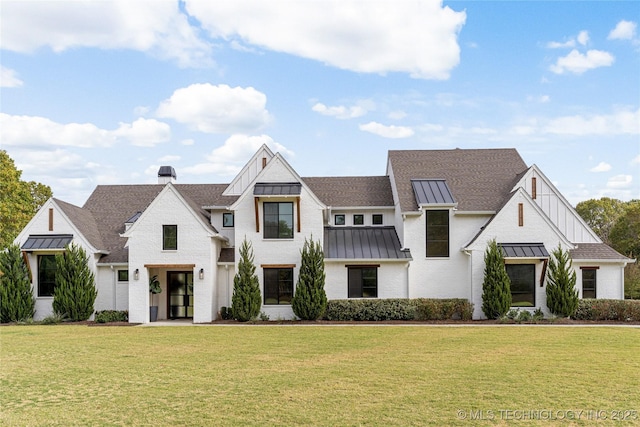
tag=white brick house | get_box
[14,145,632,322]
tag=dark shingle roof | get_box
[55,198,104,250]
[570,243,632,261]
[218,248,235,263]
[388,149,527,212]
[303,176,393,207]
[324,227,411,260]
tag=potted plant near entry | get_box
[149,275,161,322]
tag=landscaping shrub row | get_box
[323,298,473,321]
[572,299,640,322]
[94,310,128,323]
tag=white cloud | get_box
[312,102,367,119]
[547,39,576,49]
[183,134,293,176]
[0,113,171,148]
[549,49,614,74]
[359,121,414,138]
[158,155,181,163]
[1,0,212,67]
[388,111,407,120]
[577,30,589,46]
[0,66,23,87]
[607,174,633,189]
[114,118,171,147]
[156,83,271,134]
[631,155,640,166]
[544,108,640,135]
[185,0,466,79]
[180,139,195,146]
[589,162,611,172]
[608,20,637,40]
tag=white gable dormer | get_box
[513,165,600,243]
[222,144,275,196]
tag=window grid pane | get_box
[38,255,57,296]
[348,267,377,298]
[264,268,294,305]
[163,225,177,250]
[264,202,294,239]
[506,264,535,307]
[582,269,596,298]
[426,210,449,257]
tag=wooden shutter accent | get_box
[531,177,537,199]
[296,197,301,233]
[255,197,260,233]
[518,203,524,227]
[48,208,54,231]
[262,157,267,169]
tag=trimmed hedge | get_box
[94,310,128,323]
[323,298,473,321]
[573,299,640,322]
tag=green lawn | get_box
[1,325,639,426]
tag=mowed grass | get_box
[1,325,639,426]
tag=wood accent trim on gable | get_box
[21,251,32,282]
[540,258,548,287]
[262,157,267,169]
[296,196,301,233]
[580,266,600,270]
[48,208,54,231]
[254,197,260,233]
[518,203,524,227]
[531,177,537,200]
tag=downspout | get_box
[111,265,116,310]
[463,249,472,310]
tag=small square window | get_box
[372,214,383,225]
[335,214,345,226]
[117,270,129,282]
[353,214,364,225]
[223,212,234,227]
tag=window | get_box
[38,255,57,297]
[582,268,597,298]
[264,268,293,304]
[264,202,293,238]
[372,214,383,225]
[506,264,535,307]
[334,214,345,226]
[348,266,378,298]
[163,225,177,250]
[426,210,449,257]
[353,214,364,225]
[223,213,234,228]
[117,270,129,282]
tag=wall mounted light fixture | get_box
[199,268,204,280]
[134,268,139,281]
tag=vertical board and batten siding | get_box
[126,187,220,323]
[224,148,274,195]
[232,156,326,320]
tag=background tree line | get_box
[576,197,640,299]
[1,150,52,250]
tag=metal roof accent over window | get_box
[411,179,455,205]
[253,182,302,196]
[125,211,142,224]
[324,227,412,259]
[22,234,73,251]
[499,243,549,258]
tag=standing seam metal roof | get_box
[324,227,411,260]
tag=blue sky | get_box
[1,0,638,207]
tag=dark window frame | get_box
[353,214,364,225]
[38,254,57,297]
[334,214,346,226]
[263,268,294,305]
[263,202,294,239]
[347,266,378,298]
[582,268,597,299]
[372,214,383,225]
[163,225,178,250]
[223,212,234,228]
[426,210,449,257]
[117,270,129,282]
[506,264,536,307]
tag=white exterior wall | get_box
[324,261,409,299]
[14,199,100,320]
[467,192,572,319]
[125,186,220,323]
[403,210,489,300]
[573,262,625,299]
[211,210,235,247]
[216,264,235,316]
[94,266,129,312]
[328,208,395,227]
[232,157,325,320]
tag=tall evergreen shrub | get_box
[0,244,35,322]
[481,239,512,319]
[231,239,261,321]
[546,244,579,317]
[52,243,97,321]
[292,236,327,320]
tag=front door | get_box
[168,272,194,318]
